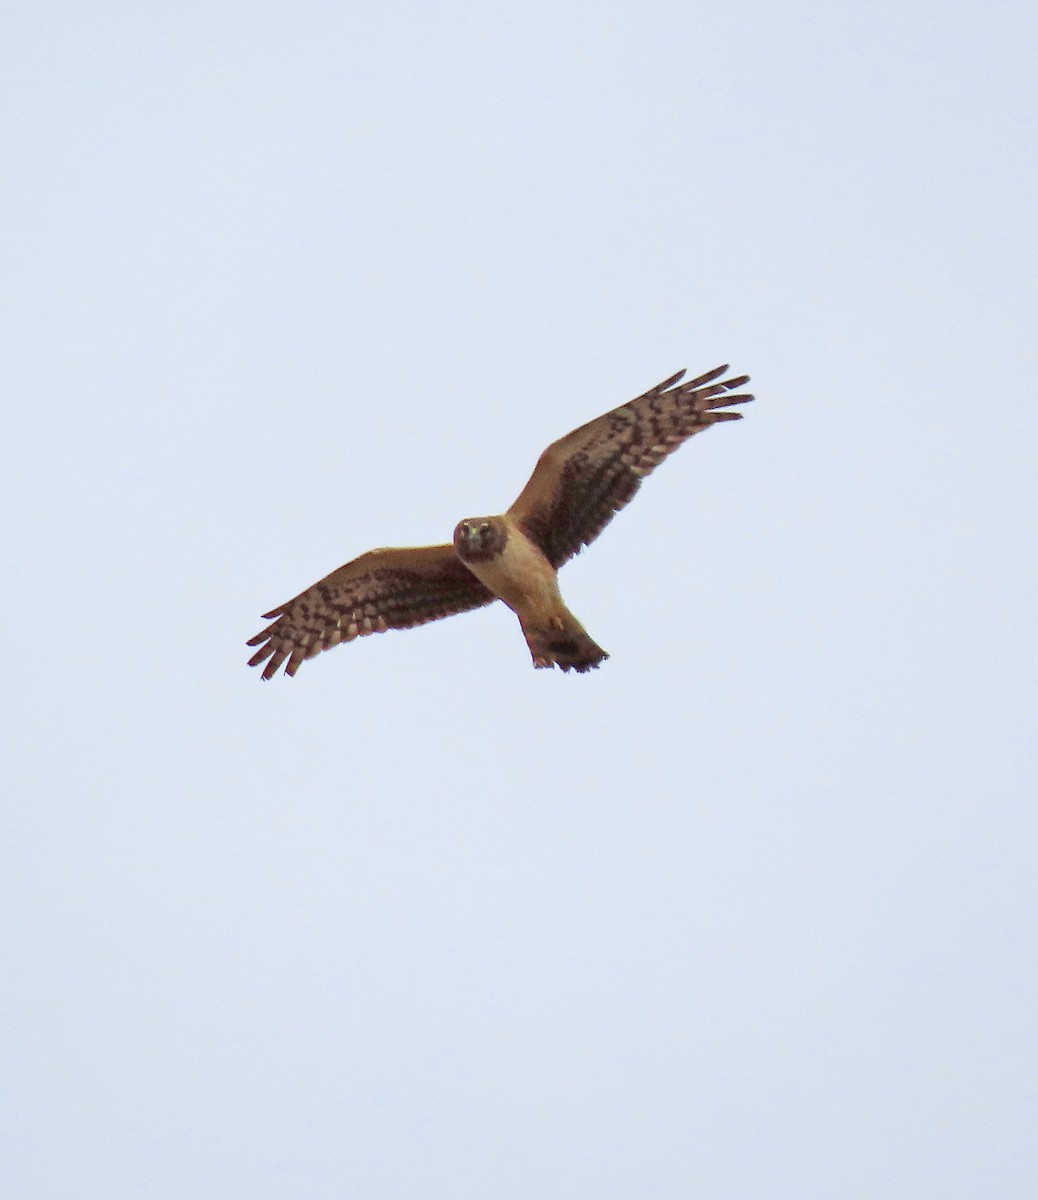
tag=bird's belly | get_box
[464,533,561,617]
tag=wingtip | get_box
[656,368,687,392]
[684,364,729,389]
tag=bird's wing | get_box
[247,544,494,679]
[507,365,752,568]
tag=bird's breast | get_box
[460,520,561,616]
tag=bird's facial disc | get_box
[453,517,503,560]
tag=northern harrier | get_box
[247,365,753,678]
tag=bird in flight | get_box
[247,364,753,678]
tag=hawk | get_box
[247,364,753,678]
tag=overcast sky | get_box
[3,2,1036,1197]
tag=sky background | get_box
[3,2,1036,1197]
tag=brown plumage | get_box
[247,364,752,678]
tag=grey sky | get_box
[3,2,1036,1197]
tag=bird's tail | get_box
[521,610,608,674]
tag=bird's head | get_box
[453,517,506,562]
